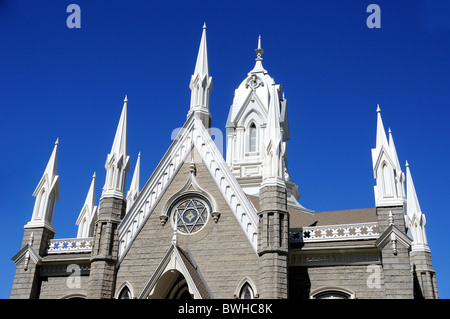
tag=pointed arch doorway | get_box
[149,270,193,300]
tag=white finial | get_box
[388,210,394,225]
[203,22,206,29]
[255,34,264,60]
[405,160,409,167]
[124,95,128,103]
[93,172,96,179]
[28,232,34,245]
[55,138,59,146]
[376,104,381,113]
[172,213,178,245]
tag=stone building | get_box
[10,25,438,299]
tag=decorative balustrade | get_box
[289,222,379,243]
[47,237,93,254]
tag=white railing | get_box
[47,237,93,254]
[289,222,379,243]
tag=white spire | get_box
[250,35,267,74]
[388,128,401,171]
[371,105,405,206]
[193,23,209,78]
[406,161,429,252]
[189,24,213,128]
[110,96,128,158]
[262,84,285,186]
[375,105,389,151]
[266,85,282,149]
[25,139,60,230]
[126,152,141,212]
[406,162,421,219]
[76,172,98,238]
[102,96,130,199]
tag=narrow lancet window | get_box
[249,123,257,152]
[239,283,254,299]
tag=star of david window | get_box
[171,197,210,234]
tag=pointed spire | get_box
[189,24,213,128]
[262,84,285,185]
[371,106,405,206]
[26,139,60,230]
[266,85,282,149]
[193,23,209,78]
[250,34,267,74]
[39,138,60,196]
[255,35,264,60]
[85,172,97,211]
[76,172,98,238]
[376,105,389,151]
[388,128,402,173]
[406,161,429,252]
[110,96,128,158]
[126,152,141,212]
[406,161,422,220]
[102,97,130,199]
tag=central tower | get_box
[225,37,308,210]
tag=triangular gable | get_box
[138,243,211,299]
[232,88,268,127]
[375,224,412,251]
[11,244,42,271]
[118,113,259,262]
[371,144,396,178]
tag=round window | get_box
[171,197,209,234]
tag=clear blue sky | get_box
[0,0,449,299]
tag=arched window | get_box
[313,290,351,299]
[37,189,46,219]
[196,84,200,105]
[239,283,254,299]
[382,163,393,196]
[118,286,131,299]
[310,287,355,299]
[109,165,115,189]
[249,123,257,152]
[79,217,87,238]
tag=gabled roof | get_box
[138,243,211,299]
[118,113,259,262]
[11,243,42,270]
[247,194,377,228]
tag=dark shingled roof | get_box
[177,246,211,299]
[246,194,377,228]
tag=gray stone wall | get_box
[10,226,55,299]
[21,227,55,255]
[10,262,41,299]
[380,243,413,298]
[39,275,89,299]
[115,149,259,299]
[87,196,125,298]
[410,250,438,299]
[289,265,386,299]
[376,206,414,299]
[376,206,406,233]
[258,184,289,299]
